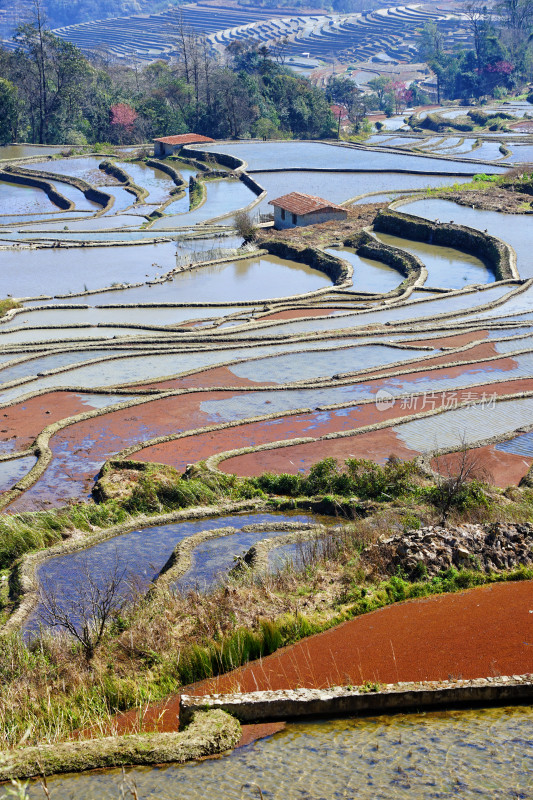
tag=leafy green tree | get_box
[0,78,18,143]
[13,11,90,142]
[325,75,359,106]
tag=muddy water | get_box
[0,145,62,160]
[99,254,331,304]
[325,246,401,293]
[397,198,533,278]
[374,232,495,288]
[0,249,329,307]
[24,512,319,635]
[29,705,533,799]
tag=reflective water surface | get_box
[24,512,318,634]
[31,705,533,799]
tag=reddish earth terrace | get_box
[115,580,533,735]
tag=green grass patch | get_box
[0,299,20,318]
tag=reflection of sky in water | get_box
[0,455,36,489]
[228,344,430,385]
[0,241,178,297]
[495,429,533,457]
[0,181,56,215]
[374,232,495,289]
[395,396,533,453]
[199,141,506,174]
[230,285,513,338]
[495,334,533,352]
[151,179,255,227]
[463,142,507,161]
[23,214,146,232]
[252,171,468,212]
[24,512,316,635]
[205,351,533,425]
[113,161,176,205]
[0,338,363,403]
[399,198,533,279]
[0,350,117,385]
[32,705,533,799]
[325,247,401,293]
[174,525,311,593]
[0,327,147,346]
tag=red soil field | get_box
[408,330,489,349]
[219,376,533,478]
[258,308,336,322]
[432,445,533,488]
[0,391,108,453]
[114,581,533,735]
[127,365,273,392]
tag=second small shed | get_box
[153,133,215,157]
[269,192,347,230]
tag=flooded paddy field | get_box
[253,170,470,211]
[373,232,496,288]
[28,704,533,800]
[397,198,533,278]
[24,511,322,635]
[0,180,58,215]
[197,141,507,174]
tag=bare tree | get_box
[38,557,128,661]
[271,36,290,66]
[431,438,492,525]
[233,210,257,242]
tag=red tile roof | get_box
[154,134,215,145]
[269,192,346,215]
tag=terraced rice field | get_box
[0,138,531,510]
[1,133,533,789]
[40,3,471,68]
